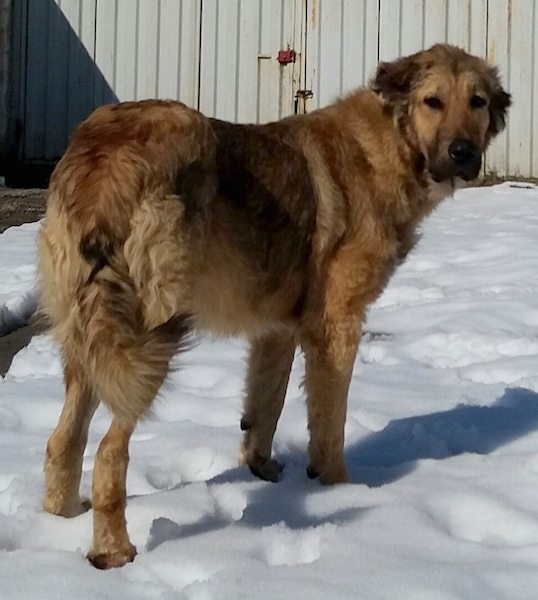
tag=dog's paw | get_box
[87,543,137,569]
[43,495,92,518]
[307,464,351,485]
[248,457,284,483]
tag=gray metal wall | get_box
[0,0,12,163]
[9,0,536,177]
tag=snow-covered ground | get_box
[2,183,538,599]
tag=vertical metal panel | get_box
[487,0,537,178]
[65,0,98,138]
[484,0,511,176]
[136,0,159,99]
[399,0,424,56]
[157,0,201,107]
[422,0,448,48]
[94,0,200,104]
[45,0,70,158]
[14,0,538,176]
[113,0,138,101]
[6,0,27,162]
[257,0,302,122]
[379,0,487,62]
[0,0,12,152]
[22,0,201,161]
[24,0,99,161]
[306,0,379,110]
[24,0,49,160]
[199,0,302,123]
[94,0,118,106]
[199,0,239,120]
[532,0,538,177]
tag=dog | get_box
[37,44,510,568]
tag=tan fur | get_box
[37,45,510,568]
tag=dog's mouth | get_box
[428,158,482,184]
[428,141,482,183]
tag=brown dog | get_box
[37,44,510,568]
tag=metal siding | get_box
[0,0,12,150]
[94,0,118,106]
[379,0,403,61]
[399,0,425,56]
[156,0,200,107]
[504,0,535,177]
[23,0,101,161]
[136,0,159,99]
[96,0,200,104]
[14,0,537,176]
[528,2,538,177]
[379,0,487,62]
[199,0,301,123]
[422,0,447,48]
[7,0,27,162]
[114,0,138,101]
[237,0,261,123]
[24,0,49,160]
[45,0,69,158]
[484,0,511,176]
[65,0,97,139]
[306,0,379,111]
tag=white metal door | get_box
[485,0,538,178]
[198,0,304,123]
[94,0,201,108]
[304,0,379,111]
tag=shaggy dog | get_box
[38,44,510,568]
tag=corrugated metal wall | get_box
[304,0,536,178]
[11,0,538,177]
[198,0,302,123]
[23,0,99,160]
[0,0,12,153]
[305,0,379,108]
[486,0,538,178]
[94,0,200,106]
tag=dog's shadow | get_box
[147,386,538,552]
[347,386,538,486]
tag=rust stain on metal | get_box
[310,0,317,30]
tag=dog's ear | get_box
[373,55,419,104]
[488,84,511,137]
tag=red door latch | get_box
[277,49,296,65]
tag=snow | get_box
[2,182,538,598]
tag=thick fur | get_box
[38,44,510,568]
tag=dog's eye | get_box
[470,95,487,109]
[424,96,444,110]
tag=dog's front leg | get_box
[301,315,361,485]
[240,332,296,482]
[87,418,136,569]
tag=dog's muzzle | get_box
[448,138,481,181]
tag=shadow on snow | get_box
[347,386,538,486]
[146,386,538,552]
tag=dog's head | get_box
[373,44,511,183]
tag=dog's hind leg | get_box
[85,314,190,569]
[240,332,296,482]
[87,417,136,569]
[43,355,100,517]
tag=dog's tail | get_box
[37,101,214,424]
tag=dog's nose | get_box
[448,139,478,165]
